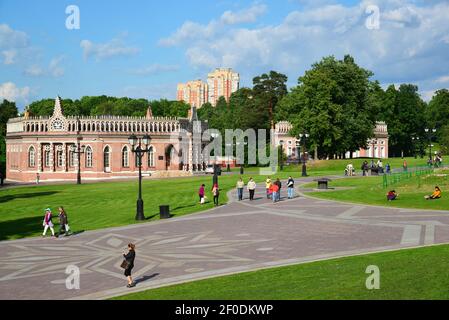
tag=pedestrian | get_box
[122,243,136,288]
[236,177,244,201]
[287,176,295,199]
[403,159,408,172]
[212,183,220,206]
[275,178,282,201]
[36,173,40,185]
[42,208,55,237]
[271,182,279,203]
[198,184,205,204]
[386,163,391,174]
[265,177,272,199]
[247,178,257,201]
[58,206,71,237]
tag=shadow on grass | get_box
[0,216,43,240]
[0,191,60,204]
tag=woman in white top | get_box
[247,178,257,201]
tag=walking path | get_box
[1,177,449,300]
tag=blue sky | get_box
[1,0,449,110]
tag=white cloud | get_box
[0,24,29,65]
[24,56,65,77]
[159,0,449,89]
[80,37,140,61]
[128,64,179,76]
[0,82,30,103]
[435,75,449,83]
[221,4,267,25]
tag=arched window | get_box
[44,149,50,167]
[122,146,129,168]
[85,146,93,168]
[148,146,155,167]
[28,146,35,167]
[103,146,110,172]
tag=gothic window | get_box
[28,146,35,167]
[44,149,50,167]
[148,146,155,167]
[57,150,63,167]
[85,146,93,168]
[104,146,110,171]
[122,146,129,168]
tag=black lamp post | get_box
[279,140,284,171]
[128,134,151,221]
[425,128,437,162]
[210,132,220,186]
[299,133,309,177]
[370,138,377,160]
[70,142,85,185]
[411,137,420,159]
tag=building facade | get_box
[273,121,389,159]
[207,68,240,106]
[176,80,208,108]
[5,97,208,182]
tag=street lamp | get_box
[70,142,85,185]
[425,128,437,162]
[211,132,220,186]
[298,133,310,177]
[412,137,420,159]
[279,140,284,171]
[236,141,247,175]
[128,133,151,221]
[370,138,377,159]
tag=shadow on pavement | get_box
[135,273,160,285]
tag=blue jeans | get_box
[288,187,294,199]
[272,192,278,203]
[237,188,243,201]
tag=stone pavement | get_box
[1,178,449,300]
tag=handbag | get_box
[120,259,130,269]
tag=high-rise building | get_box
[176,80,208,108]
[207,68,240,106]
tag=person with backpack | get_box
[212,183,220,206]
[287,176,295,199]
[42,208,55,237]
[275,178,282,201]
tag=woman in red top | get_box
[212,183,220,206]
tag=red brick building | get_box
[5,97,208,182]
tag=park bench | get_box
[314,178,332,190]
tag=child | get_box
[386,190,397,201]
[198,184,205,204]
[425,186,441,200]
[42,208,55,237]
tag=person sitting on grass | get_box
[386,190,398,201]
[425,186,442,200]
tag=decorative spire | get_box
[189,106,198,121]
[53,96,64,117]
[146,105,153,119]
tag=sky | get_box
[1,0,449,110]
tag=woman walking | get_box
[58,206,71,237]
[123,243,136,288]
[247,178,257,201]
[198,184,205,204]
[42,208,55,237]
[212,183,220,206]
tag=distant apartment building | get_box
[176,80,208,108]
[207,68,240,106]
[177,68,240,108]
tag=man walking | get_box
[287,176,295,199]
[247,178,257,201]
[236,177,244,201]
[275,178,282,202]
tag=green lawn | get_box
[303,168,449,211]
[112,244,449,300]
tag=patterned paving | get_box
[1,178,449,300]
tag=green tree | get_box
[0,99,19,176]
[428,89,449,133]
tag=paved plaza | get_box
[1,179,449,300]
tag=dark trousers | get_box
[213,195,219,206]
[249,189,255,200]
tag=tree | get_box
[428,89,449,133]
[253,71,288,129]
[0,99,19,176]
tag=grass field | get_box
[112,244,449,300]
[0,157,437,240]
[303,168,449,211]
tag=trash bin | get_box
[160,205,170,219]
